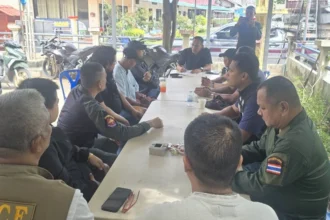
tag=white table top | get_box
[88,101,215,220]
[158,73,218,102]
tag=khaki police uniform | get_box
[232,110,330,220]
[0,164,75,220]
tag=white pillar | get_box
[69,16,79,48]
[112,0,117,48]
[262,0,274,71]
[206,0,212,47]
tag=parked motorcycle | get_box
[41,36,98,79]
[143,44,180,77]
[0,41,31,87]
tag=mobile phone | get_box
[101,187,132,212]
[154,143,162,148]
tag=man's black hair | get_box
[18,78,59,109]
[232,52,259,82]
[184,114,242,188]
[237,46,255,55]
[258,76,301,107]
[89,46,117,70]
[123,47,139,60]
[80,62,105,89]
[193,36,204,45]
[246,5,256,11]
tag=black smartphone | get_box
[170,73,182,78]
[101,187,132,212]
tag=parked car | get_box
[173,22,288,59]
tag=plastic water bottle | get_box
[187,91,194,107]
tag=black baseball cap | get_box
[219,48,237,59]
[127,40,147,51]
[123,47,139,60]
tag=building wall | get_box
[0,0,20,9]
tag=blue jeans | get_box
[120,109,139,125]
[147,87,160,99]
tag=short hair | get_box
[0,90,50,157]
[258,76,301,107]
[246,5,256,11]
[80,62,105,89]
[122,47,138,60]
[18,78,59,109]
[89,46,117,69]
[184,114,242,188]
[232,52,259,82]
[193,36,204,45]
[237,46,255,55]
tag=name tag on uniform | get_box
[0,200,36,220]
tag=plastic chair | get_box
[59,69,81,100]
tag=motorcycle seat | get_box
[4,41,22,49]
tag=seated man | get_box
[177,36,212,74]
[137,114,278,220]
[128,40,160,99]
[58,62,163,157]
[114,47,154,108]
[0,90,93,219]
[212,52,265,144]
[200,46,266,104]
[18,78,108,201]
[91,46,143,126]
[232,76,330,220]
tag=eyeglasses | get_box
[121,190,140,213]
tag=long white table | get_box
[157,73,219,102]
[88,101,215,220]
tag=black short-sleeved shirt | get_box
[178,48,212,70]
[95,71,123,114]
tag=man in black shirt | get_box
[128,41,160,99]
[230,6,262,50]
[18,78,108,201]
[58,62,163,154]
[177,36,212,73]
[90,46,143,125]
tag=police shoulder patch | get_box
[266,156,283,176]
[105,115,117,128]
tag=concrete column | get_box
[88,0,101,33]
[286,35,295,59]
[180,30,192,49]
[90,31,100,45]
[7,24,21,43]
[69,16,79,48]
[315,40,330,79]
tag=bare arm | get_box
[241,129,253,144]
[119,92,139,115]
[212,76,227,84]
[126,97,142,107]
[212,85,236,94]
[215,91,239,104]
[100,102,130,126]
[203,64,212,72]
[215,104,240,119]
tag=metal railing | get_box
[293,42,320,67]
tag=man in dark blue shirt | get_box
[230,6,262,50]
[177,36,212,73]
[212,52,265,144]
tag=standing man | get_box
[177,36,212,73]
[127,40,160,99]
[232,76,330,219]
[230,6,262,50]
[0,90,94,219]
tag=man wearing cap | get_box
[127,41,160,99]
[113,47,154,108]
[177,36,212,74]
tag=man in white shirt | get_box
[113,47,154,108]
[138,114,278,220]
[0,90,93,220]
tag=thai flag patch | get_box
[266,157,283,176]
